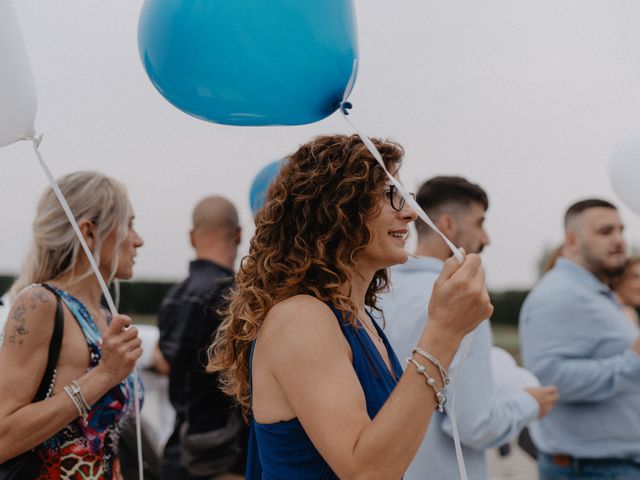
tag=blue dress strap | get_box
[245,301,402,479]
[246,340,263,479]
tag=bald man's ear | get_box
[233,227,241,246]
[189,229,196,249]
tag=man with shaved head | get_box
[520,198,640,479]
[159,196,246,480]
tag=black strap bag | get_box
[0,284,64,480]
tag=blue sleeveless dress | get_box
[247,303,403,480]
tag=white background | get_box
[2,0,640,290]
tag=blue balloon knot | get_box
[340,101,353,115]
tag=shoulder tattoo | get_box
[8,304,29,346]
[8,288,50,346]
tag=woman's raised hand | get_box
[96,314,142,385]
[427,253,494,345]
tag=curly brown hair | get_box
[207,134,404,415]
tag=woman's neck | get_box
[341,265,376,314]
[52,268,105,312]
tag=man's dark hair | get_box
[415,176,488,236]
[564,198,617,228]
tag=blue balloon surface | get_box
[138,0,358,126]
[250,160,283,216]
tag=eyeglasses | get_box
[384,185,415,211]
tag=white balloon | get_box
[491,347,540,401]
[0,0,37,147]
[610,133,640,215]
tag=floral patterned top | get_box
[34,286,140,480]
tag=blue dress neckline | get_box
[247,302,402,479]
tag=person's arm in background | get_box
[157,286,187,366]
[153,343,170,375]
[157,291,199,415]
[440,321,556,449]
[520,291,640,403]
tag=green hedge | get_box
[0,276,13,298]
[0,275,176,315]
[116,280,175,314]
[4,275,636,332]
[489,290,529,326]
[1,275,529,323]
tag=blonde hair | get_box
[10,171,131,298]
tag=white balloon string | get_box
[339,113,468,478]
[339,70,468,477]
[338,108,463,263]
[448,331,476,480]
[25,135,145,480]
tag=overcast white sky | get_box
[2,0,640,290]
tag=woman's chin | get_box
[115,269,134,281]
[386,250,409,267]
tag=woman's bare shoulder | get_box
[260,295,343,348]
[265,295,335,325]
[3,285,57,350]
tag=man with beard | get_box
[520,198,640,479]
[380,176,557,480]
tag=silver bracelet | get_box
[72,380,91,412]
[63,381,90,422]
[412,348,450,386]
[406,357,447,412]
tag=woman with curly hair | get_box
[209,134,492,479]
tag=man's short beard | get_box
[583,254,626,279]
[598,264,626,279]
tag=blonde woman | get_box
[0,171,143,479]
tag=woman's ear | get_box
[78,219,96,250]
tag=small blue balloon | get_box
[250,160,283,217]
[138,0,358,126]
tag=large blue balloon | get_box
[138,0,358,126]
[249,160,283,217]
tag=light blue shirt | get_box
[380,256,539,480]
[519,257,640,461]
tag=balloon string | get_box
[448,332,476,480]
[24,135,145,480]
[338,106,463,263]
[338,77,468,476]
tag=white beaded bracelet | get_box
[412,347,450,386]
[406,357,447,412]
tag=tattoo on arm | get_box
[30,289,50,310]
[8,305,29,346]
[7,289,50,346]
